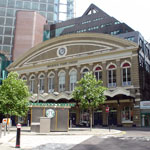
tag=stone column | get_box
[77,65,81,81]
[65,67,69,91]
[35,72,39,93]
[89,63,93,72]
[117,105,122,126]
[44,71,48,93]
[54,69,58,92]
[116,59,121,87]
[102,62,107,87]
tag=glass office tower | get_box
[0,0,74,60]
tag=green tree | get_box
[72,72,107,130]
[0,72,30,122]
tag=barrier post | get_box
[16,123,21,148]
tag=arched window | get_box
[29,75,35,93]
[94,66,102,80]
[59,71,65,92]
[69,70,77,91]
[39,74,45,93]
[21,75,27,81]
[122,62,131,86]
[107,64,116,87]
[81,67,89,78]
[48,73,55,93]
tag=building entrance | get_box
[94,110,102,126]
[109,108,117,126]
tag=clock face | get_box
[59,48,66,56]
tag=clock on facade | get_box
[57,47,67,57]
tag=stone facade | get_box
[8,33,141,127]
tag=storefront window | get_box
[29,75,35,93]
[59,71,65,92]
[122,106,133,122]
[122,62,131,86]
[69,70,77,91]
[107,64,116,87]
[48,73,54,93]
[39,74,45,93]
[94,66,102,80]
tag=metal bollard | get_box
[0,123,2,138]
[16,123,21,148]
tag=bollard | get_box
[16,123,21,148]
[0,123,2,138]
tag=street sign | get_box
[106,107,109,113]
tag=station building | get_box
[7,4,150,127]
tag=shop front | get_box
[140,101,150,127]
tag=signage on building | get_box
[46,109,55,118]
[106,107,109,113]
[140,101,150,109]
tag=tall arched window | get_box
[107,64,116,87]
[122,62,131,86]
[29,75,35,93]
[59,71,65,92]
[94,66,102,80]
[69,70,77,91]
[48,73,55,93]
[81,67,89,78]
[39,74,45,93]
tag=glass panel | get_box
[0,36,2,44]
[5,18,13,26]
[8,0,15,8]
[4,27,12,35]
[47,4,54,12]
[40,0,47,2]
[16,1,23,8]
[32,2,39,10]
[24,2,31,9]
[0,18,4,25]
[3,46,11,53]
[39,12,46,18]
[4,37,11,45]
[47,13,53,20]
[32,0,39,2]
[0,0,7,7]
[0,27,3,35]
[48,0,54,3]
[40,4,46,11]
[6,9,14,17]
[0,8,6,16]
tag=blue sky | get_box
[75,0,150,42]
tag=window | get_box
[0,58,2,78]
[107,64,116,87]
[8,0,15,8]
[0,0,7,7]
[59,71,65,92]
[0,36,2,44]
[81,68,89,78]
[0,18,4,25]
[94,66,102,80]
[70,70,77,91]
[125,37,135,42]
[6,9,14,17]
[24,2,31,9]
[32,3,39,10]
[48,73,55,93]
[47,4,54,12]
[0,27,3,35]
[4,37,11,45]
[5,18,13,26]
[122,106,133,122]
[4,27,12,35]
[39,74,45,93]
[16,1,23,8]
[0,8,6,16]
[122,62,131,86]
[29,75,35,93]
[40,4,46,11]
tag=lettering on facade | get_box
[47,61,78,68]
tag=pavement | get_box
[0,126,125,150]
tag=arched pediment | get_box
[7,33,138,72]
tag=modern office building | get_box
[7,4,150,127]
[0,0,75,60]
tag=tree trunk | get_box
[89,108,92,131]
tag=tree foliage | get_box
[72,72,107,109]
[0,72,30,117]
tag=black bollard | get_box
[16,123,21,148]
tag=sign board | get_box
[17,123,21,129]
[140,101,150,109]
[2,118,10,125]
[106,107,109,113]
[46,109,55,118]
